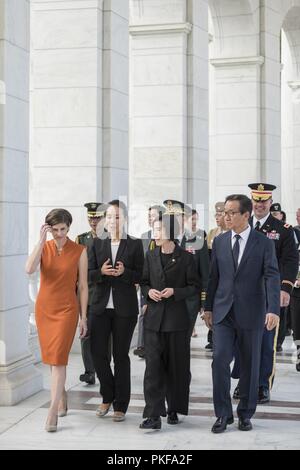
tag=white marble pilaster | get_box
[30,0,104,244]
[102,0,129,201]
[0,0,42,405]
[129,0,209,221]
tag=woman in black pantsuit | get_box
[88,200,144,422]
[140,214,200,430]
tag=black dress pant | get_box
[143,329,190,418]
[291,292,300,342]
[90,309,137,413]
[213,309,264,420]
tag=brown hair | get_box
[45,209,73,227]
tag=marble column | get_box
[0,0,43,405]
[30,0,129,243]
[129,0,209,232]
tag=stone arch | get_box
[282,6,300,79]
[281,3,300,222]
[208,0,258,58]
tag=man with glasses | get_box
[203,194,280,433]
[232,184,298,404]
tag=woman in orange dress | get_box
[26,209,88,433]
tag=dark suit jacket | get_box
[181,231,210,310]
[141,245,201,332]
[205,229,280,330]
[88,235,144,317]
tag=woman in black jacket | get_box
[88,200,144,422]
[140,213,200,430]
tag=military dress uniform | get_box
[232,185,298,403]
[76,202,107,385]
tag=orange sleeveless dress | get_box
[35,238,85,366]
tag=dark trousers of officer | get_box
[81,337,95,374]
[291,294,300,342]
[213,308,263,420]
[143,329,190,418]
[90,309,137,413]
[186,294,199,338]
[277,307,287,347]
[81,309,95,375]
[231,325,278,390]
[137,310,145,349]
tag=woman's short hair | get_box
[107,199,128,218]
[158,213,180,242]
[45,209,73,227]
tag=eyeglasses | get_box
[222,211,241,218]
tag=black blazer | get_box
[88,235,144,317]
[141,245,201,332]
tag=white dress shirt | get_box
[106,241,120,309]
[253,213,270,231]
[231,225,251,266]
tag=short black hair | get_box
[192,209,198,216]
[225,194,253,215]
[148,205,165,214]
[107,199,128,218]
[157,213,180,242]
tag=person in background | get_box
[182,208,210,338]
[205,202,228,350]
[76,202,107,385]
[134,205,165,359]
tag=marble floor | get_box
[0,322,299,450]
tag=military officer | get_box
[76,202,107,385]
[232,184,298,403]
[183,208,210,338]
[207,202,228,254]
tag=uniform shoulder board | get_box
[284,223,291,229]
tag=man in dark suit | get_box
[232,184,298,404]
[204,194,280,434]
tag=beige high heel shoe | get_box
[45,415,58,433]
[96,403,111,418]
[58,391,68,418]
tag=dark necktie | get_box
[255,221,261,231]
[232,234,241,270]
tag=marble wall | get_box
[29,0,129,245]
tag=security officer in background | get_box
[207,202,228,255]
[76,202,107,385]
[183,208,210,338]
[232,184,298,404]
[205,202,228,350]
